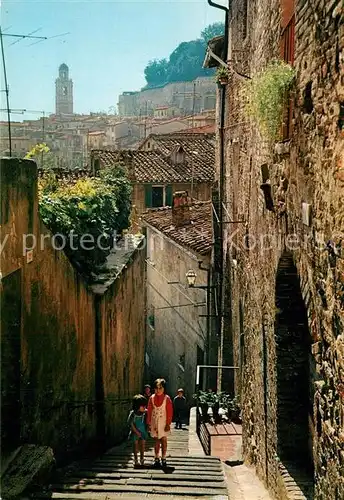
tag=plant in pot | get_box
[212,393,222,422]
[193,391,209,420]
[216,66,229,86]
[219,392,232,421]
[207,392,221,423]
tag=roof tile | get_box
[91,142,214,183]
[142,201,213,256]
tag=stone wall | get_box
[145,225,210,400]
[219,0,344,498]
[95,244,146,441]
[1,158,145,461]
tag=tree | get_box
[25,143,58,169]
[201,22,225,43]
[25,142,50,159]
[143,22,225,88]
[144,59,168,87]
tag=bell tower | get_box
[55,63,73,115]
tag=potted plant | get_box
[219,392,232,420]
[206,391,220,422]
[213,397,222,423]
[193,391,209,419]
[216,66,229,86]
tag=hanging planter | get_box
[216,66,230,86]
[243,60,296,141]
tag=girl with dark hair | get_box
[127,394,148,467]
[147,378,173,468]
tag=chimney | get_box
[172,191,191,227]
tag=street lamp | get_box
[186,270,216,290]
[186,269,197,287]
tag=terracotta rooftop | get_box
[139,132,215,169]
[91,147,214,183]
[142,201,213,256]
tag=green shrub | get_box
[39,166,132,274]
[244,60,296,140]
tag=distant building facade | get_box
[117,77,217,117]
[55,63,73,115]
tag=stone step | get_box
[66,471,224,481]
[81,465,223,474]
[38,427,228,498]
[47,483,228,496]
[36,494,228,499]
[54,478,227,488]
[94,457,222,465]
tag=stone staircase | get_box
[34,427,228,499]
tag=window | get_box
[242,0,248,40]
[280,0,295,139]
[62,86,68,96]
[144,184,173,208]
[152,186,164,207]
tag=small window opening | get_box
[303,82,313,114]
[261,163,270,183]
[242,0,248,40]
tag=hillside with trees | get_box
[143,22,224,89]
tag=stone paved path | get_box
[35,426,228,499]
[223,464,273,500]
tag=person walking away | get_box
[147,378,173,468]
[127,394,148,467]
[143,384,152,403]
[173,388,186,429]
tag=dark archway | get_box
[275,253,313,471]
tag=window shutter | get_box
[166,185,173,206]
[144,185,152,208]
[280,0,295,30]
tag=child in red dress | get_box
[147,378,173,468]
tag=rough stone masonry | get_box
[216,0,344,499]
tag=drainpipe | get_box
[207,0,231,391]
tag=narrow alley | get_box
[1,0,343,499]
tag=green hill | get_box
[143,22,224,89]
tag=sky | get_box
[1,0,224,120]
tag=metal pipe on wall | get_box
[207,0,231,391]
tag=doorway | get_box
[275,252,313,473]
